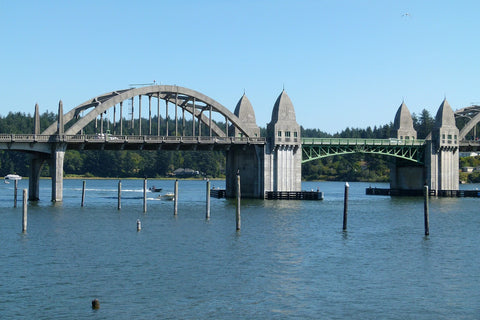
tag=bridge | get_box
[1,84,480,201]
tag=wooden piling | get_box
[117,180,121,210]
[174,179,178,216]
[22,189,27,233]
[143,178,147,213]
[206,179,211,220]
[343,182,349,231]
[424,185,430,236]
[14,179,18,208]
[81,180,86,207]
[137,219,141,231]
[236,173,241,231]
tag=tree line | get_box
[0,108,472,181]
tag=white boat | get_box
[158,192,175,201]
[4,174,22,184]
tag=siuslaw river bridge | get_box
[1,84,480,201]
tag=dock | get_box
[210,189,324,200]
[366,187,480,197]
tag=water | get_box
[0,179,479,319]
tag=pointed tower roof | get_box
[271,90,296,123]
[393,101,415,131]
[234,94,257,125]
[435,99,456,128]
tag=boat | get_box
[149,186,163,192]
[158,192,175,201]
[4,174,22,184]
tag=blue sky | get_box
[1,0,478,134]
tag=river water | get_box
[0,179,479,319]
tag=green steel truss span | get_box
[301,138,426,164]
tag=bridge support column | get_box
[50,144,67,202]
[226,145,264,198]
[390,159,425,191]
[29,153,47,201]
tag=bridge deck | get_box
[0,134,266,152]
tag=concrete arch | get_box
[41,85,250,137]
[456,105,480,140]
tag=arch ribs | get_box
[41,85,250,137]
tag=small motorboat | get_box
[149,186,163,192]
[4,174,22,184]
[158,192,175,201]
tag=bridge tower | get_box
[390,101,424,190]
[425,99,459,192]
[225,94,263,198]
[263,90,302,193]
[28,101,67,202]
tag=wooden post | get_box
[174,179,178,215]
[137,219,141,231]
[236,173,241,231]
[117,180,121,210]
[14,179,18,208]
[424,185,430,236]
[143,178,147,213]
[22,189,27,233]
[343,182,349,231]
[81,180,86,207]
[206,179,211,220]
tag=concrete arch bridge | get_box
[2,85,480,201]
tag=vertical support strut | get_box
[157,92,161,136]
[120,101,123,135]
[209,105,212,137]
[166,99,169,136]
[138,95,142,135]
[130,97,134,129]
[175,92,178,137]
[192,98,196,137]
[148,95,152,135]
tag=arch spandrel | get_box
[41,85,250,137]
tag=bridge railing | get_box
[0,134,266,144]
[301,138,426,146]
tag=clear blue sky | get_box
[1,0,478,134]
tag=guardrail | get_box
[0,134,267,144]
[301,138,426,146]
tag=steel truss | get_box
[301,138,425,164]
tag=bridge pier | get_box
[49,144,67,202]
[28,154,47,201]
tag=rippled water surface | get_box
[0,179,479,319]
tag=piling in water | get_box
[91,299,100,309]
[137,219,141,231]
[22,189,27,233]
[236,173,241,231]
[143,178,147,213]
[81,180,86,207]
[174,179,178,215]
[424,185,430,236]
[117,180,121,210]
[14,179,18,208]
[343,182,349,231]
[206,179,211,220]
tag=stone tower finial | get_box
[231,94,260,137]
[433,98,458,148]
[393,101,417,140]
[34,103,40,135]
[267,90,300,145]
[57,100,64,135]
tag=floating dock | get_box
[366,187,480,197]
[210,189,324,200]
